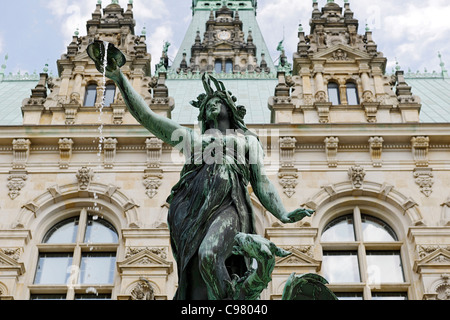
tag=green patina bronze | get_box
[87,41,336,300]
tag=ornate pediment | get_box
[118,249,173,273]
[313,44,371,63]
[276,247,320,268]
[414,248,450,273]
[0,251,25,275]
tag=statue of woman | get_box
[89,43,313,300]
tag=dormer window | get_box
[346,82,359,105]
[84,84,98,107]
[327,82,341,105]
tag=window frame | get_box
[345,82,360,105]
[320,206,409,300]
[30,208,119,300]
[327,82,341,105]
[103,83,116,107]
[83,83,98,107]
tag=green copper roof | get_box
[0,80,38,125]
[405,76,450,123]
[0,75,450,126]
[167,78,277,124]
[192,0,257,12]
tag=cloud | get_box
[257,0,311,61]
[44,0,93,48]
[147,24,175,70]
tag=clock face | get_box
[217,30,231,40]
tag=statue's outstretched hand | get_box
[88,42,121,82]
[95,56,121,82]
[281,208,314,224]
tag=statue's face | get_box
[205,97,228,122]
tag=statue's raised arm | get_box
[87,41,191,148]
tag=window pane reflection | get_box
[372,292,408,300]
[84,216,118,244]
[43,218,79,244]
[34,253,73,284]
[322,251,360,283]
[103,84,116,107]
[366,251,404,284]
[215,60,222,73]
[335,293,363,300]
[84,84,97,107]
[362,215,398,242]
[225,60,233,73]
[321,215,355,242]
[80,253,116,284]
[346,83,359,105]
[328,83,340,105]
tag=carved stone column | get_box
[58,138,73,169]
[278,137,298,198]
[369,136,383,167]
[324,137,339,167]
[143,138,164,199]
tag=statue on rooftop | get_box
[87,40,336,301]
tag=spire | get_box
[439,52,449,78]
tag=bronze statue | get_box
[87,41,329,300]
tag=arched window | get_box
[31,209,118,300]
[84,84,98,107]
[225,60,233,73]
[327,82,341,105]
[103,84,116,107]
[321,206,407,300]
[346,82,359,105]
[215,59,223,73]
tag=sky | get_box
[1,0,449,77]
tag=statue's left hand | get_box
[281,208,314,224]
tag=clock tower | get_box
[174,1,273,75]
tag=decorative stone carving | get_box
[7,173,28,199]
[363,102,379,123]
[12,139,31,170]
[76,167,94,190]
[125,247,168,260]
[279,137,296,168]
[411,136,429,167]
[146,138,163,169]
[316,102,331,124]
[329,49,349,61]
[130,279,155,300]
[0,248,21,261]
[368,136,383,167]
[58,138,73,169]
[278,137,298,197]
[278,172,298,198]
[435,274,450,300]
[103,138,118,169]
[348,165,366,189]
[143,172,163,198]
[324,137,339,167]
[417,245,450,259]
[414,168,434,197]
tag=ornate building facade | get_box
[0,0,450,300]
